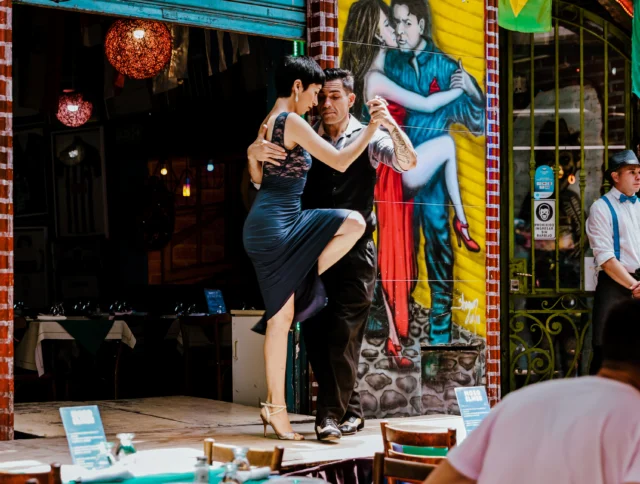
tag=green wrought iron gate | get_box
[506,2,632,392]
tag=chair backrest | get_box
[373,452,435,484]
[0,463,62,484]
[380,421,456,465]
[204,438,284,471]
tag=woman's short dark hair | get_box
[275,55,325,98]
[602,299,640,366]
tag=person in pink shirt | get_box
[425,298,640,484]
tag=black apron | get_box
[592,271,638,345]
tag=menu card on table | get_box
[454,386,491,436]
[204,289,226,314]
[60,405,111,469]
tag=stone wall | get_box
[357,297,485,418]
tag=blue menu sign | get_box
[59,405,110,469]
[454,386,491,435]
[534,165,555,200]
[204,289,226,314]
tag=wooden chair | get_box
[180,314,232,400]
[0,463,62,484]
[373,452,435,484]
[380,421,456,465]
[203,438,284,472]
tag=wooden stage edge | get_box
[1,397,464,470]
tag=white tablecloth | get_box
[14,319,136,376]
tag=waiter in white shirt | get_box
[586,149,640,374]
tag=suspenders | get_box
[602,196,621,261]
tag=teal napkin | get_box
[58,319,115,355]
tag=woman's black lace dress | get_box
[243,112,351,334]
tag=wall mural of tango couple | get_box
[338,0,489,417]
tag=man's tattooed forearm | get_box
[391,127,416,167]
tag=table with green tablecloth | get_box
[59,448,275,484]
[64,465,269,484]
[14,318,136,376]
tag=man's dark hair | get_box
[390,0,432,42]
[323,68,355,93]
[602,299,640,366]
[274,55,325,98]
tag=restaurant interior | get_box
[12,4,288,404]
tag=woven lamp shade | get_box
[105,19,172,80]
[56,90,93,127]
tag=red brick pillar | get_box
[0,0,13,441]
[306,0,338,69]
[484,0,501,406]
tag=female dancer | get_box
[341,0,479,363]
[244,55,383,440]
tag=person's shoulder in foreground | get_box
[424,298,640,484]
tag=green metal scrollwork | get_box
[539,294,587,311]
[509,296,591,390]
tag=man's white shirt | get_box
[586,186,640,273]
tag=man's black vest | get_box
[302,140,378,235]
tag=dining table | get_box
[14,317,137,377]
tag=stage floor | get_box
[1,397,463,469]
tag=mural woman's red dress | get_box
[375,101,414,365]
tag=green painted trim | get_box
[293,40,306,56]
[15,0,306,40]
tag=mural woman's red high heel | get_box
[453,216,481,253]
[385,339,414,369]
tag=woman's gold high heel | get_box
[259,402,304,441]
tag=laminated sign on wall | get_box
[534,165,554,200]
[534,200,555,240]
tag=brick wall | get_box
[0,0,12,441]
[306,0,338,67]
[485,0,501,406]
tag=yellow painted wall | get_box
[338,0,486,338]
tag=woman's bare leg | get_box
[402,135,470,229]
[263,294,298,436]
[317,211,366,275]
[261,211,364,435]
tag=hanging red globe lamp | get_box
[56,90,93,127]
[104,19,172,80]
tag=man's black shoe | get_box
[315,418,342,441]
[339,415,365,435]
